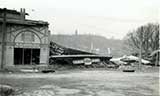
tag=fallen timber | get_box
[49,42,112,65]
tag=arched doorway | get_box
[14,31,41,65]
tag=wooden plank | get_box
[51,55,111,58]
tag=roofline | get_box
[0,8,29,15]
[0,18,49,26]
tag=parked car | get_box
[123,65,135,72]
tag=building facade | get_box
[0,8,50,68]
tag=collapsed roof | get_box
[50,41,95,55]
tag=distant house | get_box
[111,55,150,65]
[0,8,50,68]
[150,49,160,56]
[150,49,160,66]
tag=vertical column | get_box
[5,46,14,66]
[40,47,49,65]
[0,44,2,67]
[0,24,2,65]
[1,8,7,69]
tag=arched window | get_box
[15,32,40,43]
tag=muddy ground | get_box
[0,68,159,96]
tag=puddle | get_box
[56,88,80,95]
[96,90,124,96]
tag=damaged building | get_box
[0,8,50,68]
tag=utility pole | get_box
[138,27,143,71]
[156,27,159,66]
[75,29,78,49]
[139,39,142,71]
[1,8,7,69]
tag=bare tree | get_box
[124,23,159,65]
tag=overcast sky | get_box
[0,0,159,39]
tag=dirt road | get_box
[0,70,159,96]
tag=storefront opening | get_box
[14,48,40,65]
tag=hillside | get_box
[50,34,129,57]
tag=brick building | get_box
[0,8,50,68]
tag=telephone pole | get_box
[1,8,7,69]
[138,27,143,71]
